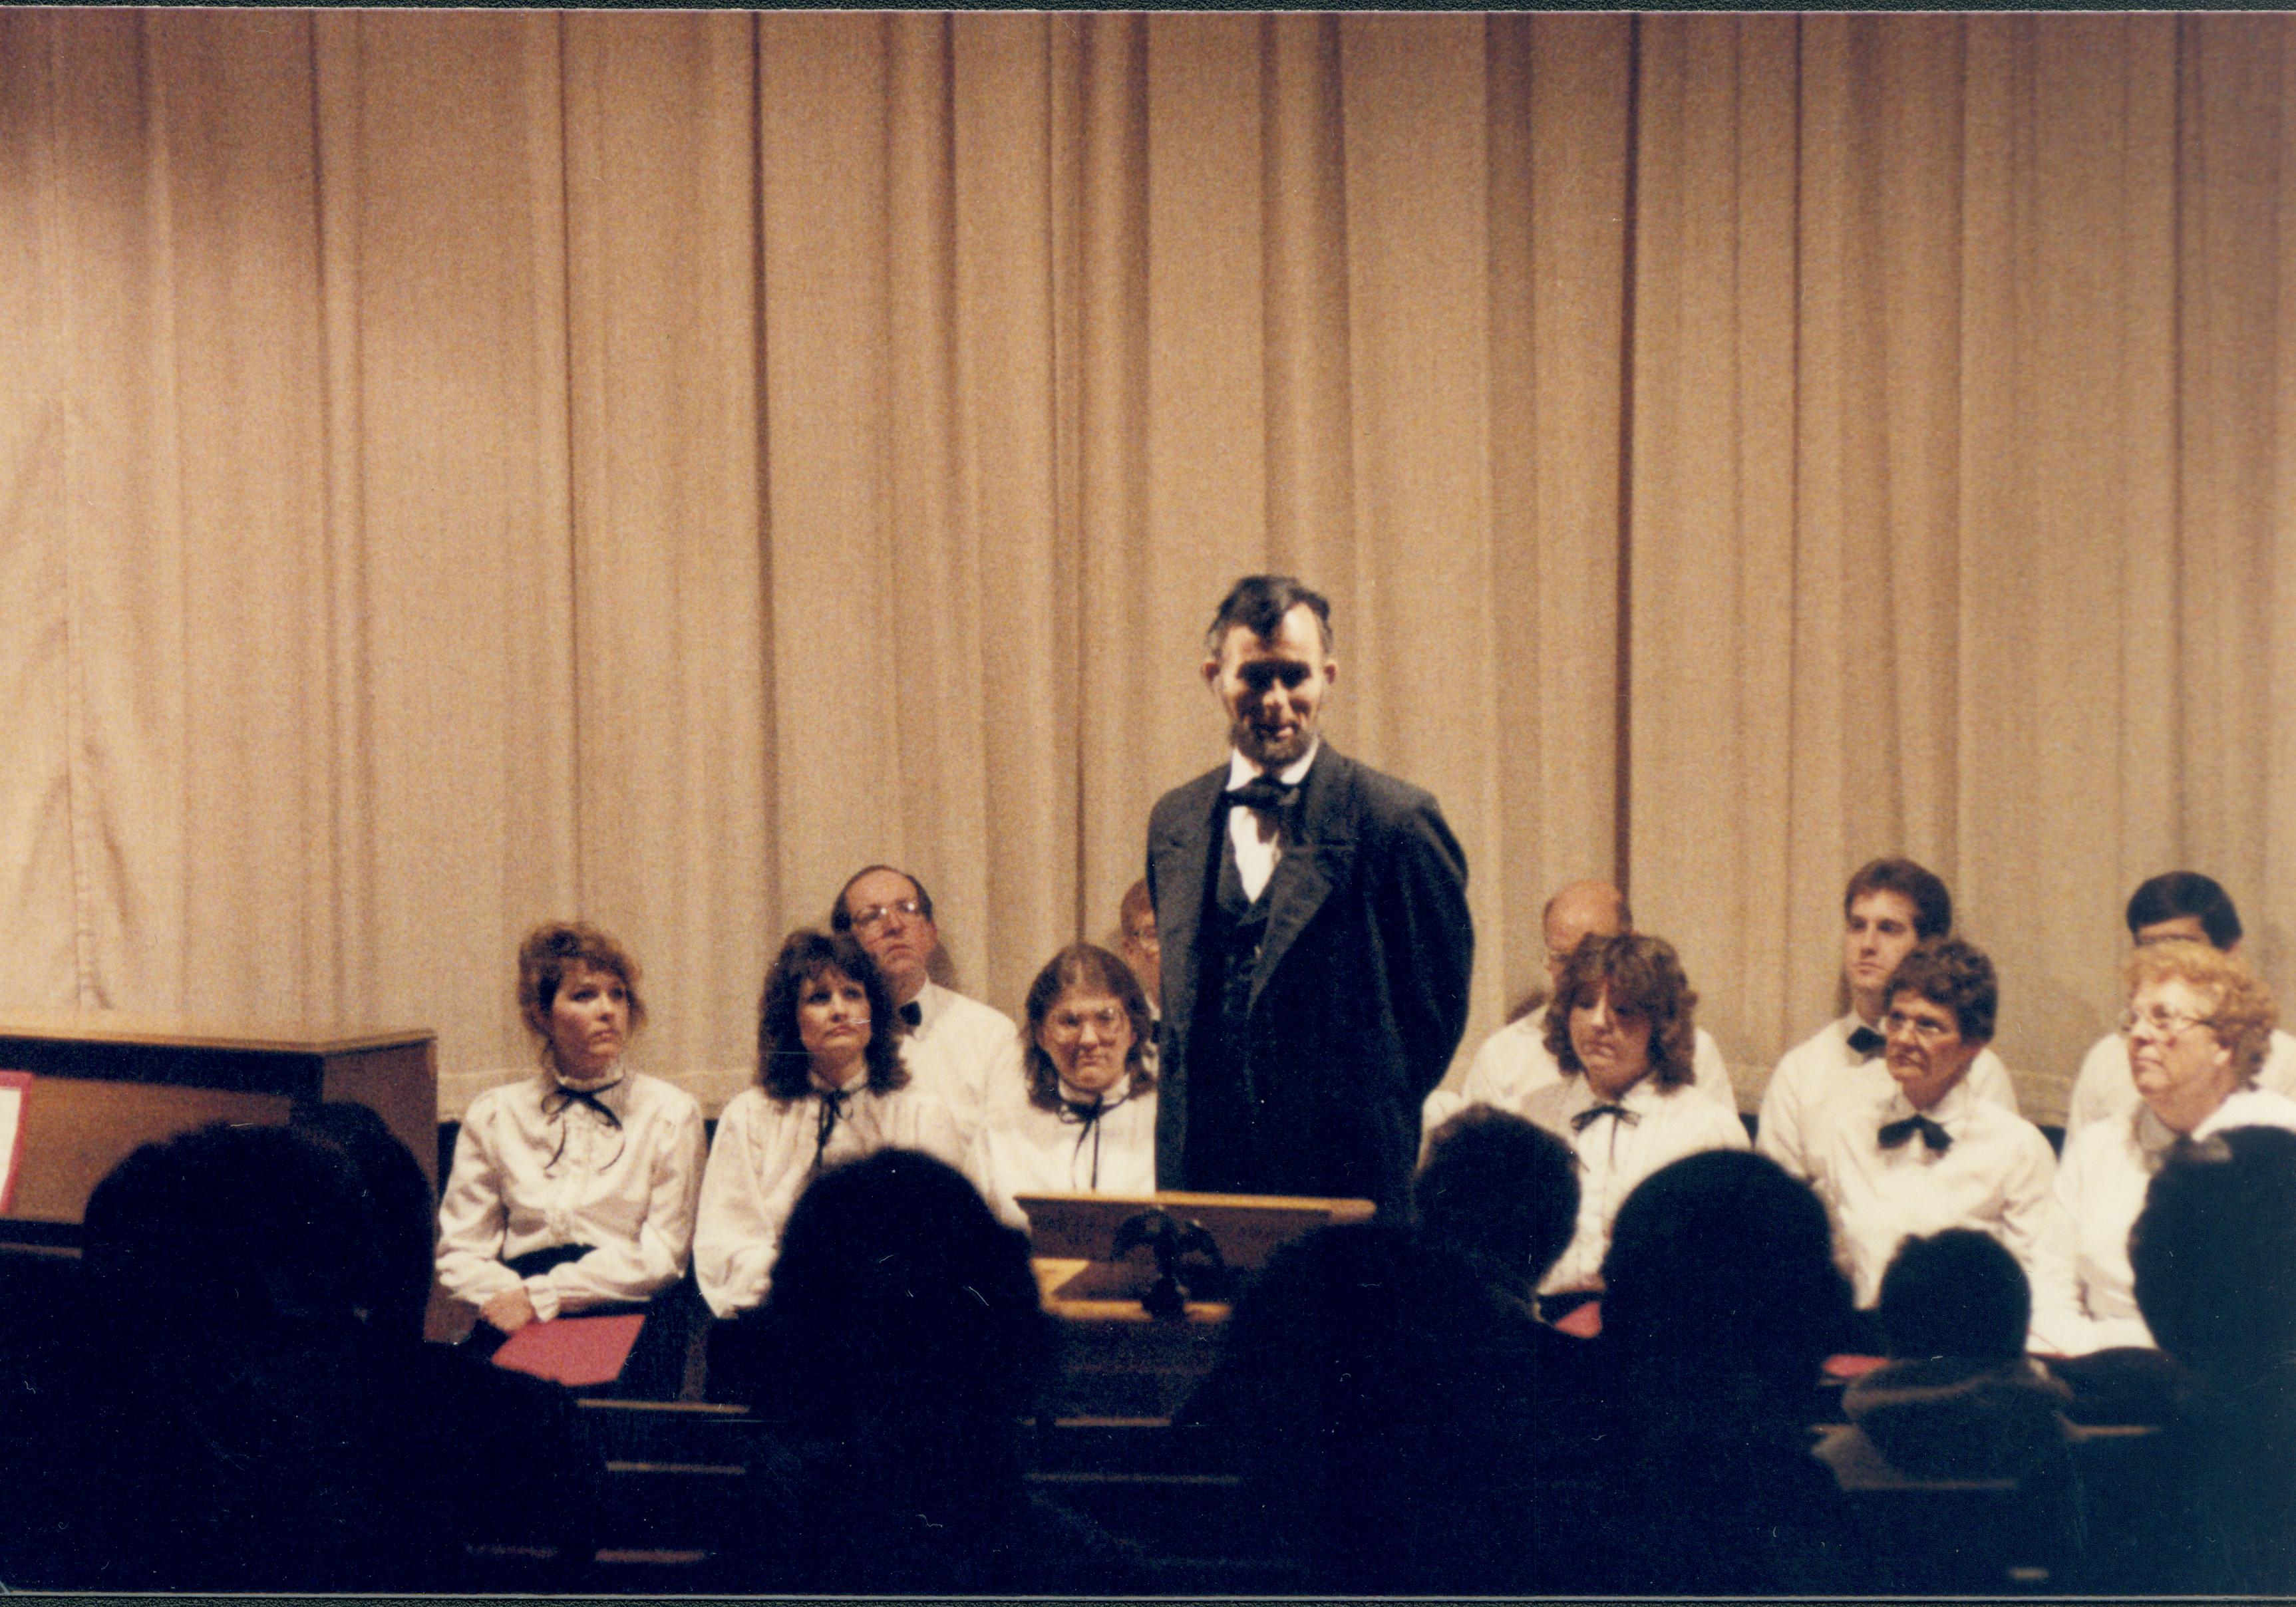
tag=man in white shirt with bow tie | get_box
[2063,871,2296,1135]
[1759,856,2019,1183]
[832,864,1023,1126]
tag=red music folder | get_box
[0,1071,29,1216]
[490,1312,644,1388]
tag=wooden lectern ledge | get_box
[0,1007,438,1234]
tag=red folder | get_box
[0,1071,29,1216]
[491,1312,645,1388]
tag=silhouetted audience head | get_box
[1601,1148,1851,1399]
[73,1122,440,1589]
[1588,1150,1865,1593]
[82,1121,372,1352]
[2122,1119,2296,1594]
[292,1100,437,1344]
[2132,1124,2296,1387]
[1878,1228,2029,1361]
[732,1148,1084,1591]
[1199,1219,1587,1592]
[761,1146,1051,1437]
[1414,1105,1579,1301]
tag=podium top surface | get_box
[0,1008,432,1058]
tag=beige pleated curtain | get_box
[3,11,2291,1123]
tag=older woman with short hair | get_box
[1520,933,1747,1296]
[2054,939,2296,1352]
[436,921,707,1352]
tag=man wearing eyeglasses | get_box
[1145,575,1472,1217]
[2063,872,2296,1135]
[832,865,1023,1124]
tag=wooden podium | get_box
[0,1008,436,1237]
[1025,1190,1375,1418]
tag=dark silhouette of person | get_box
[47,1117,593,1591]
[716,1147,1136,1593]
[1188,1115,1601,1595]
[1576,1147,1871,1594]
[2102,1124,2296,1593]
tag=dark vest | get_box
[1184,810,1275,1192]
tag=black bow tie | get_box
[1878,1112,1953,1153]
[1571,1101,1639,1133]
[545,1084,623,1130]
[1059,1093,1120,1187]
[899,1000,923,1028]
[1228,775,1302,815]
[1847,1025,1886,1059]
[813,1086,854,1170]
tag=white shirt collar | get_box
[1058,1072,1132,1108]
[1882,1074,1973,1128]
[547,1062,624,1099]
[810,1065,867,1097]
[1225,738,1320,791]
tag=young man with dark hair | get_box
[2063,872,2296,1133]
[1758,857,2019,1181]
[1146,575,1472,1215]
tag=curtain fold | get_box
[2,11,2290,1127]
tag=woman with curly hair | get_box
[984,945,1158,1225]
[2054,939,2296,1352]
[435,921,707,1370]
[1518,932,1747,1298]
[694,929,987,1329]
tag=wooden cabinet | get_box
[0,1009,436,1235]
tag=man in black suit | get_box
[1146,575,1472,1213]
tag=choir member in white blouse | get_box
[436,922,707,1348]
[1804,939,2084,1354]
[2054,939,2296,1353]
[694,929,987,1325]
[985,943,1158,1227]
[1519,933,1748,1298]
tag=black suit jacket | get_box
[1146,744,1472,1213]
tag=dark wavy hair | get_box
[758,929,907,1101]
[1205,573,1334,655]
[1021,943,1156,1111]
[517,921,646,1067]
[1542,932,1699,1091]
[1885,937,1997,1044]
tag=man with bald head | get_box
[1424,880,1736,1143]
[832,864,1024,1123]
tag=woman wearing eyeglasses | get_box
[435,921,708,1373]
[983,945,1158,1228]
[2053,940,2296,1352]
